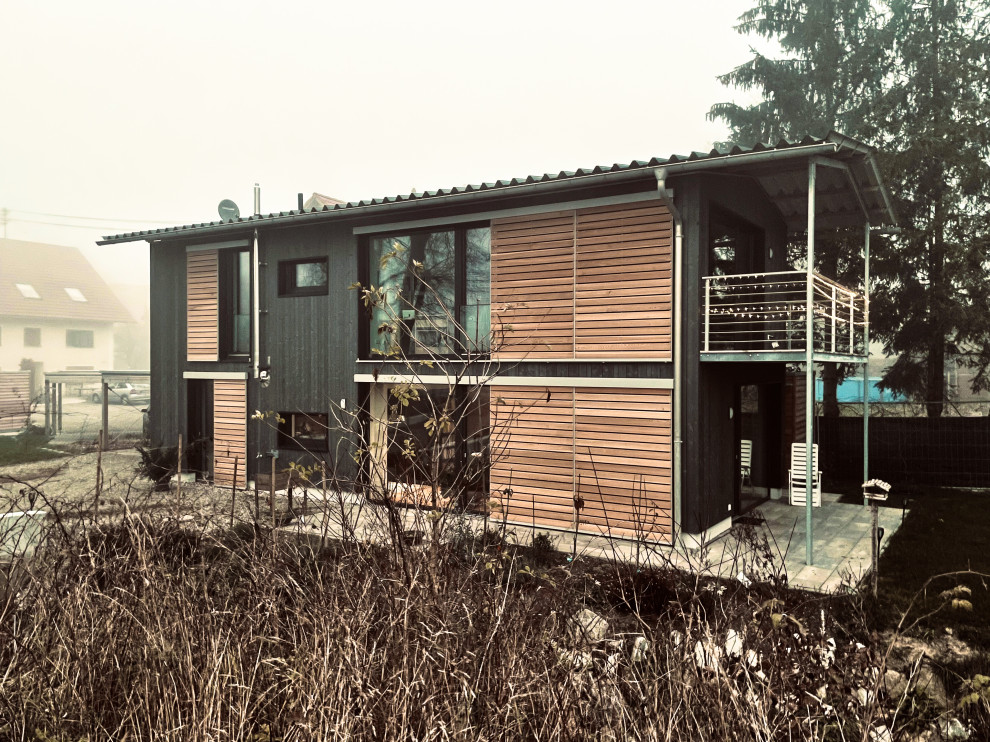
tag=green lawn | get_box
[874,487,990,648]
[0,431,65,467]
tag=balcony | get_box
[701,270,867,363]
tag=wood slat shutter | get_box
[213,379,246,487]
[187,250,219,362]
[491,201,673,359]
[575,202,673,358]
[491,385,672,541]
[491,211,575,357]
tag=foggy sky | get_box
[1,1,761,286]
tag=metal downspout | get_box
[252,228,260,380]
[655,169,683,542]
[805,161,817,566]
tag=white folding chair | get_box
[788,442,821,507]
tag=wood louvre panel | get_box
[491,211,575,358]
[574,388,672,538]
[187,250,219,362]
[0,372,31,433]
[491,386,575,530]
[575,202,673,358]
[491,201,672,360]
[490,385,672,541]
[213,379,246,487]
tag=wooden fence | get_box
[0,372,32,433]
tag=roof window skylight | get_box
[65,287,87,302]
[15,283,41,299]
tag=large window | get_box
[709,209,764,276]
[66,329,94,348]
[220,249,251,357]
[381,386,489,509]
[366,226,490,357]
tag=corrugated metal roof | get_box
[98,133,894,244]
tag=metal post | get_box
[863,223,871,490]
[830,285,837,353]
[704,278,711,352]
[44,380,51,436]
[101,381,109,450]
[57,383,63,433]
[805,160,817,566]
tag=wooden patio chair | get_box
[788,442,822,507]
[740,439,753,489]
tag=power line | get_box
[7,208,179,225]
[6,217,158,232]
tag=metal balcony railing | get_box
[702,270,867,357]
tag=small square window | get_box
[65,288,88,302]
[278,258,328,297]
[16,283,41,299]
[24,327,41,347]
[277,412,329,451]
[66,329,94,348]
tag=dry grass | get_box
[0,494,894,741]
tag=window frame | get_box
[219,247,252,360]
[277,412,330,452]
[278,257,329,297]
[66,329,95,348]
[360,222,490,359]
[24,327,41,347]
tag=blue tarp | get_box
[815,377,904,403]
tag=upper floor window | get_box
[24,327,41,347]
[220,248,251,357]
[279,257,328,297]
[709,209,764,276]
[65,288,88,302]
[66,329,94,348]
[366,225,490,357]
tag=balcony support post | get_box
[863,223,871,492]
[805,160,817,566]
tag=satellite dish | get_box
[218,199,240,222]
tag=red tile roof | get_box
[0,238,135,323]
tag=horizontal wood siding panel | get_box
[187,250,218,362]
[575,202,672,359]
[491,386,574,531]
[0,372,31,433]
[491,213,575,358]
[213,379,246,487]
[491,385,672,541]
[575,388,672,537]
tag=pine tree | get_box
[867,0,990,416]
[711,0,990,416]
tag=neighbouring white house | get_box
[0,238,134,375]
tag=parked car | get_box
[91,382,150,405]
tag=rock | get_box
[884,668,908,700]
[694,638,723,672]
[855,687,869,706]
[913,664,950,709]
[631,635,650,663]
[936,717,970,741]
[725,629,743,659]
[569,608,608,644]
[868,724,893,742]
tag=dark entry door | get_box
[186,380,214,479]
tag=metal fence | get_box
[39,371,150,448]
[818,402,990,487]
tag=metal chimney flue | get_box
[253,183,261,216]
[297,193,304,211]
